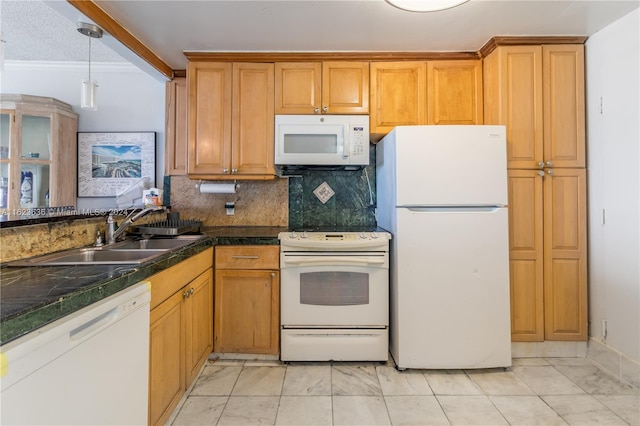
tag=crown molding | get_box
[478,36,588,58]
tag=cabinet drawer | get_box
[215,245,279,269]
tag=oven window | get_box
[283,134,338,154]
[299,272,369,306]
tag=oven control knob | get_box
[360,232,368,239]
[372,231,379,239]
[301,231,309,239]
[290,231,297,239]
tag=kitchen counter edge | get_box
[0,237,214,345]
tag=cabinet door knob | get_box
[537,170,545,177]
[537,161,545,168]
[322,106,328,113]
[231,168,238,174]
[546,161,553,166]
[314,107,320,113]
[270,272,276,277]
[222,168,229,174]
[183,290,190,298]
[547,169,554,175]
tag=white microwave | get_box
[274,115,370,166]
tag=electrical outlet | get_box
[225,202,235,216]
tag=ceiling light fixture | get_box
[77,22,103,111]
[385,0,470,12]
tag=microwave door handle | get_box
[341,135,348,159]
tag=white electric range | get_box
[278,230,391,362]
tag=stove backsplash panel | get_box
[288,144,376,230]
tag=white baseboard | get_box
[587,338,640,388]
[512,341,588,358]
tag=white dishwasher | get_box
[1,282,151,426]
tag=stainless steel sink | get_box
[7,235,206,266]
[8,248,168,266]
[108,235,205,250]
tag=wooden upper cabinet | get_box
[483,44,585,169]
[370,60,482,135]
[232,63,275,176]
[370,61,427,135]
[543,45,585,168]
[187,61,275,179]
[275,61,369,114]
[322,62,369,114]
[187,62,232,175]
[165,77,188,176]
[275,62,321,114]
[484,45,543,169]
[427,60,483,125]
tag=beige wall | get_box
[169,176,288,227]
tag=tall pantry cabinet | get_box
[483,43,587,342]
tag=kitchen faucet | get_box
[106,206,164,245]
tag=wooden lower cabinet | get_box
[214,245,280,355]
[149,291,184,426]
[184,270,214,385]
[148,248,213,426]
[508,169,587,342]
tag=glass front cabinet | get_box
[0,95,78,213]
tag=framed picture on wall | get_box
[77,131,156,197]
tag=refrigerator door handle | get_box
[403,206,505,213]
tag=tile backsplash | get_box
[287,144,377,230]
[168,144,377,230]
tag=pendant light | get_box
[77,22,103,111]
[385,0,469,12]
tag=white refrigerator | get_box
[376,125,511,369]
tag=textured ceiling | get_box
[1,0,126,63]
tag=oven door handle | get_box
[283,257,386,266]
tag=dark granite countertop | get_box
[0,237,214,345]
[0,227,287,346]
[203,226,286,245]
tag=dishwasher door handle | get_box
[69,306,120,344]
[69,280,150,344]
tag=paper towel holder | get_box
[195,180,240,194]
[195,180,239,188]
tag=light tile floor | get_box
[169,357,639,425]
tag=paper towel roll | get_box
[199,183,237,194]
